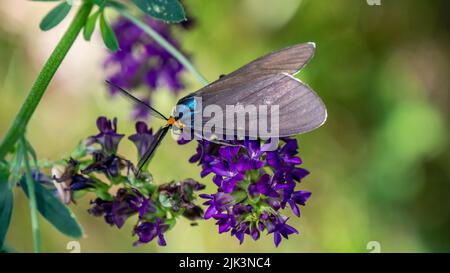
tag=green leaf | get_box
[9,146,23,188]
[95,187,112,201]
[20,177,83,238]
[25,140,39,168]
[0,165,13,249]
[39,2,72,31]
[92,0,106,7]
[83,10,100,41]
[132,0,186,23]
[99,13,119,51]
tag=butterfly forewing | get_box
[176,42,326,139]
[182,73,325,138]
[188,42,316,98]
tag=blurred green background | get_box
[1,0,449,252]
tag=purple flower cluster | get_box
[88,187,166,246]
[104,16,189,119]
[88,177,204,246]
[83,117,156,178]
[88,188,150,229]
[83,116,133,177]
[87,117,124,155]
[180,138,311,246]
[53,117,205,246]
[158,178,205,220]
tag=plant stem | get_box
[118,9,209,87]
[0,2,94,160]
[20,136,41,253]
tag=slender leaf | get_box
[25,140,39,168]
[39,2,72,31]
[21,136,41,253]
[92,0,106,7]
[0,165,13,249]
[83,10,100,41]
[99,13,119,51]
[9,146,23,188]
[20,176,83,238]
[132,0,186,23]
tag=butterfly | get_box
[107,42,327,174]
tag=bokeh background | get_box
[0,0,449,252]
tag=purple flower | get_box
[133,218,169,246]
[200,192,235,219]
[110,188,147,228]
[138,198,156,218]
[52,159,96,192]
[264,214,299,247]
[185,136,312,246]
[68,174,95,191]
[286,190,311,217]
[189,140,222,178]
[267,138,309,185]
[87,117,124,154]
[231,221,251,244]
[82,152,128,178]
[88,198,115,226]
[243,140,265,169]
[87,180,203,247]
[251,225,260,241]
[158,178,205,212]
[266,138,302,168]
[210,146,260,193]
[213,213,236,234]
[58,116,207,247]
[88,188,149,228]
[104,16,188,119]
[128,121,154,159]
[248,173,279,198]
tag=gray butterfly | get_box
[108,42,327,173]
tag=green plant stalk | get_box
[0,2,94,160]
[118,9,209,87]
[20,137,40,253]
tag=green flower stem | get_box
[118,9,209,87]
[20,137,40,253]
[0,2,94,160]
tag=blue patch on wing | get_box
[175,96,198,127]
[183,96,197,113]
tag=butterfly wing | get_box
[176,43,326,138]
[181,73,326,138]
[178,43,316,103]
